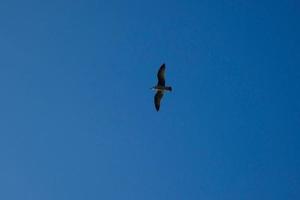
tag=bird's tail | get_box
[165,86,172,91]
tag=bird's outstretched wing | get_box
[157,63,166,86]
[154,91,164,111]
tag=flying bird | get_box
[151,63,172,111]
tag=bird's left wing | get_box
[154,91,164,111]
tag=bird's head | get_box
[150,86,156,91]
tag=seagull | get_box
[151,63,172,111]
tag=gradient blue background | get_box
[0,0,299,199]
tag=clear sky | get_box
[0,0,299,199]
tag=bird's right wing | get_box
[157,64,166,86]
[154,91,164,111]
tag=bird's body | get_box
[152,85,172,92]
[151,64,172,111]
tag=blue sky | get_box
[0,0,299,199]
